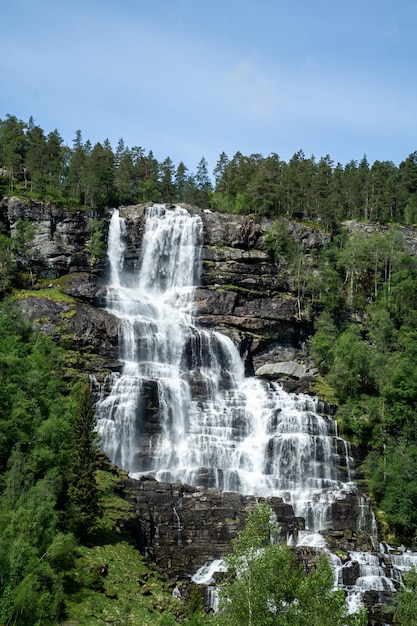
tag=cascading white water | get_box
[96,204,361,534]
[97,204,417,611]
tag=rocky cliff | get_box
[1,199,322,388]
[0,198,408,624]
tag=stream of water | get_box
[96,204,413,609]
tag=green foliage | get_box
[187,586,205,619]
[3,112,417,221]
[264,218,302,264]
[0,304,79,624]
[213,503,366,626]
[301,224,417,544]
[394,566,417,625]
[11,218,37,252]
[309,311,338,374]
[0,303,176,624]
[67,378,101,540]
[327,325,374,402]
[0,233,13,292]
[85,219,105,267]
[365,443,417,545]
[4,111,417,597]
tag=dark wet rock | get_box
[120,477,302,578]
[193,288,237,316]
[59,273,101,303]
[14,294,121,375]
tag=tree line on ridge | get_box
[1,113,417,226]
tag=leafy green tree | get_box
[85,219,105,268]
[263,218,302,266]
[366,443,417,545]
[327,325,374,402]
[394,566,417,625]
[11,218,38,282]
[0,234,13,292]
[213,503,365,626]
[309,311,338,374]
[0,305,77,624]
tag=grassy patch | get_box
[65,463,180,625]
[65,541,179,626]
[12,286,76,303]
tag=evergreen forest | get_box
[2,113,417,624]
[2,113,417,225]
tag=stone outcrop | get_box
[0,196,101,278]
[14,292,121,375]
[255,361,318,380]
[120,476,302,578]
[0,200,319,385]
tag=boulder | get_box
[255,361,318,380]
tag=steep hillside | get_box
[2,198,417,624]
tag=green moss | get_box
[294,218,328,232]
[220,282,270,297]
[12,286,76,303]
[334,548,348,559]
[60,308,77,319]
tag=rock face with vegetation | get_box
[4,113,417,623]
[117,203,317,387]
[122,479,300,578]
[1,197,318,389]
[3,196,417,624]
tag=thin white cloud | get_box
[222,59,279,118]
[1,0,417,170]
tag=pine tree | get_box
[67,378,101,540]
[0,115,27,192]
[25,124,47,194]
[175,161,189,201]
[159,156,175,202]
[66,130,87,205]
[194,156,212,209]
[45,129,66,196]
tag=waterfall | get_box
[97,204,417,611]
[96,204,360,533]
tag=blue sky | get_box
[1,0,417,175]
